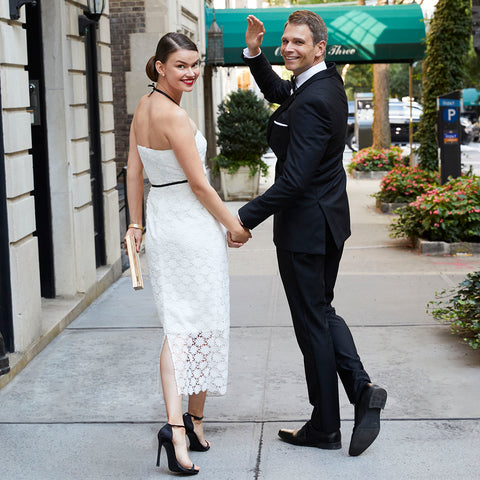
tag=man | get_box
[237,11,387,456]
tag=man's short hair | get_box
[285,10,328,45]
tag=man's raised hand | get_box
[246,15,265,57]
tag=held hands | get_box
[227,218,252,248]
[245,15,265,56]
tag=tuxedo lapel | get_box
[266,64,339,142]
[267,92,296,139]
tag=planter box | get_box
[375,198,408,214]
[351,170,389,180]
[220,166,260,201]
[414,237,480,256]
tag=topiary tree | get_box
[213,89,271,176]
[416,0,472,171]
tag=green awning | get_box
[463,88,480,106]
[205,4,426,65]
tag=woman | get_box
[125,32,251,475]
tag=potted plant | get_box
[212,89,271,200]
[346,146,405,179]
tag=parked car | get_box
[345,99,475,151]
[345,101,356,151]
[388,99,422,145]
[461,110,479,142]
[474,120,480,142]
[460,114,473,144]
[345,99,421,151]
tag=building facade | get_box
[0,0,121,385]
[110,0,208,170]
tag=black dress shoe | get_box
[278,421,341,450]
[349,384,387,457]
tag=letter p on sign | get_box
[443,107,459,123]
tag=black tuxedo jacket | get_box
[238,53,351,254]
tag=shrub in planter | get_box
[346,146,404,175]
[390,175,480,242]
[428,271,480,350]
[374,165,440,204]
[211,89,271,177]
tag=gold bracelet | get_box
[128,223,144,232]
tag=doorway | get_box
[84,22,106,268]
[26,1,55,298]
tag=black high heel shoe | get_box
[156,423,199,475]
[183,412,211,452]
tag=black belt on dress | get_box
[151,180,188,188]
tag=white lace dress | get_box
[137,131,229,396]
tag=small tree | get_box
[213,89,271,176]
[416,0,472,171]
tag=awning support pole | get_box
[409,61,414,166]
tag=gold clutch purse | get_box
[125,235,144,290]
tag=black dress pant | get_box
[276,233,370,433]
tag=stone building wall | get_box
[110,0,207,172]
[0,0,120,378]
[110,0,146,170]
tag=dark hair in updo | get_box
[146,32,198,82]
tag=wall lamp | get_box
[9,0,36,20]
[206,11,224,66]
[78,0,105,36]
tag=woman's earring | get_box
[162,73,165,77]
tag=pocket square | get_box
[273,120,289,127]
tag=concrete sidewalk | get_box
[1,178,480,479]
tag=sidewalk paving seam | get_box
[254,422,265,480]
[345,245,408,250]
[337,271,476,275]
[439,273,459,287]
[64,324,442,330]
[2,417,480,425]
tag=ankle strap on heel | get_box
[186,413,203,421]
[169,423,186,428]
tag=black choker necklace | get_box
[148,84,179,105]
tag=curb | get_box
[350,170,389,180]
[375,199,408,214]
[414,237,480,256]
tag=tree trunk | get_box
[473,0,480,58]
[372,0,391,150]
[372,63,391,149]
